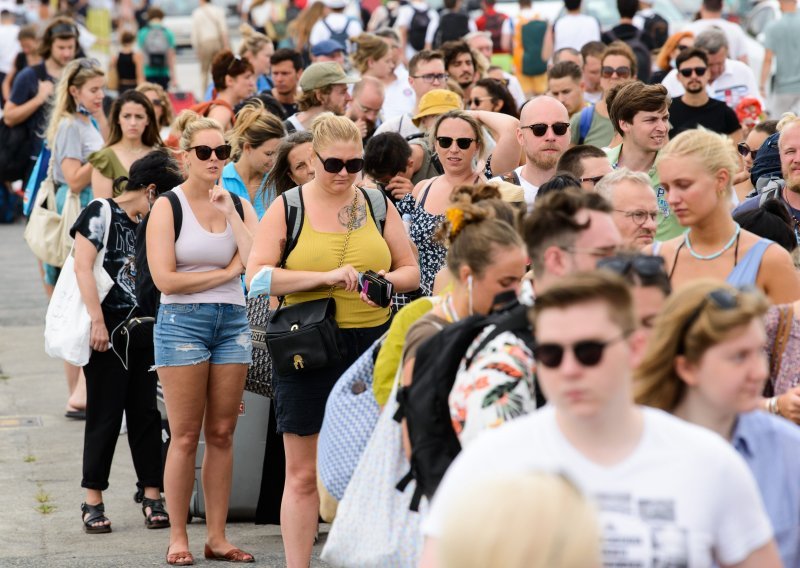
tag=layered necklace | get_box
[684,223,741,260]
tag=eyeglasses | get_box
[614,209,659,226]
[596,254,666,278]
[535,333,628,369]
[580,174,605,186]
[737,142,758,160]
[468,96,494,107]
[436,136,476,150]
[677,288,741,354]
[678,66,707,78]
[521,122,570,137]
[411,73,449,84]
[601,66,632,79]
[189,144,232,160]
[315,150,364,174]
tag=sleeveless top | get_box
[161,187,244,306]
[283,198,392,329]
[397,180,447,296]
[652,237,773,287]
[116,52,137,91]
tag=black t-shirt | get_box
[9,63,52,158]
[669,96,741,139]
[70,199,139,313]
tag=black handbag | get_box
[264,189,358,376]
[110,308,155,370]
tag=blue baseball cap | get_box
[312,39,346,57]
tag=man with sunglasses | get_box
[490,96,571,208]
[668,48,741,141]
[420,271,781,568]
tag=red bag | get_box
[168,91,197,115]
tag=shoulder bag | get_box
[264,188,358,376]
[44,199,114,366]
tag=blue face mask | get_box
[76,103,91,117]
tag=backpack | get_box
[0,186,21,224]
[751,131,781,187]
[482,11,507,53]
[433,11,471,48]
[322,17,356,50]
[279,185,387,264]
[0,64,49,183]
[514,16,548,77]
[605,28,651,83]
[577,104,595,145]
[395,298,539,510]
[408,7,430,52]
[135,191,245,317]
[143,25,170,68]
[642,12,669,50]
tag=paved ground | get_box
[0,219,330,566]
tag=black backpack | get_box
[0,64,49,183]
[433,11,471,48]
[134,191,244,317]
[408,6,431,51]
[642,12,669,50]
[395,298,540,510]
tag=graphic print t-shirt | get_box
[70,199,139,312]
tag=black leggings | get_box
[81,314,162,491]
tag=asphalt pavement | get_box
[0,220,330,566]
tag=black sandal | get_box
[142,497,170,529]
[81,502,112,534]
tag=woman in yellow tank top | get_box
[246,113,419,567]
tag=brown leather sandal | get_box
[203,544,255,563]
[166,547,194,566]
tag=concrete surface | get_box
[0,220,330,566]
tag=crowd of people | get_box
[3,0,800,566]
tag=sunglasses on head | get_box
[189,144,232,160]
[737,142,758,160]
[535,334,628,369]
[315,151,364,174]
[436,136,476,150]
[522,122,570,137]
[679,66,707,78]
[601,66,632,79]
[597,254,666,278]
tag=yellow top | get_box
[284,205,392,329]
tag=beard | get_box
[530,150,560,171]
[685,82,704,94]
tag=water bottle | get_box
[402,213,412,235]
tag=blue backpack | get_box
[322,17,356,50]
[578,105,595,144]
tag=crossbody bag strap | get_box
[328,187,359,299]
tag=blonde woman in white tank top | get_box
[147,114,259,566]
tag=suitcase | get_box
[157,386,270,521]
[168,91,198,115]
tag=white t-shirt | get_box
[394,2,439,61]
[309,13,363,51]
[661,58,761,110]
[424,406,774,568]
[0,23,20,74]
[285,114,306,133]
[553,14,602,52]
[490,166,539,209]
[382,76,416,121]
[504,73,527,107]
[685,18,749,62]
[374,113,420,139]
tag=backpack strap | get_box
[163,190,183,241]
[230,192,245,221]
[358,186,387,235]
[279,185,304,268]
[501,170,521,186]
[578,105,594,145]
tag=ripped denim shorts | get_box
[154,303,252,368]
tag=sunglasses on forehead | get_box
[676,288,745,354]
[521,122,570,137]
[535,333,629,369]
[189,144,232,160]
[436,136,476,150]
[315,151,364,174]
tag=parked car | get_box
[162,0,240,50]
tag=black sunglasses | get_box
[580,174,605,186]
[678,66,707,78]
[601,66,632,79]
[737,142,758,160]
[677,288,741,354]
[436,136,476,150]
[315,151,364,174]
[148,98,164,107]
[189,144,232,160]
[597,254,666,278]
[522,122,570,137]
[535,334,628,369]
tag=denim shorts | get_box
[154,303,252,368]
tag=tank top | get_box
[161,187,244,306]
[283,198,392,329]
[116,52,137,92]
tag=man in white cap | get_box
[284,61,360,133]
[309,0,363,53]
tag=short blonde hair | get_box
[439,472,601,568]
[310,112,362,153]
[175,110,224,152]
[656,128,738,193]
[350,33,389,75]
[778,112,800,145]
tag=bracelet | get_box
[768,396,781,416]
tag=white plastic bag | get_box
[45,199,114,366]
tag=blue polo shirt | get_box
[220,161,270,220]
